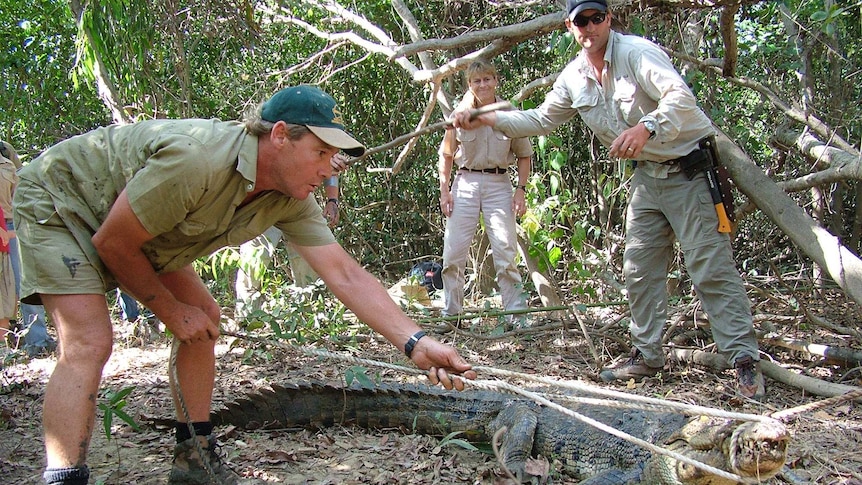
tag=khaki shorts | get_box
[0,254,15,319]
[13,181,113,305]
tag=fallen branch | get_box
[764,335,862,367]
[668,348,862,403]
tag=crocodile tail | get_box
[211,380,503,441]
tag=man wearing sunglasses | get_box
[454,0,765,400]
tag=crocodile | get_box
[210,381,790,484]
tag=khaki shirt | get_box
[441,97,533,170]
[0,159,17,219]
[18,119,334,274]
[496,31,714,179]
[0,141,21,169]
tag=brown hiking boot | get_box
[599,349,662,383]
[735,355,766,401]
[169,434,240,485]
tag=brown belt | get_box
[459,167,507,174]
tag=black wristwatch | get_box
[404,330,426,358]
[326,198,338,205]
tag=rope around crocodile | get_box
[215,333,798,484]
[173,331,861,484]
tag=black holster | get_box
[677,147,712,180]
[698,135,736,224]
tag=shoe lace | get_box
[205,440,236,473]
[627,348,643,365]
[735,356,756,386]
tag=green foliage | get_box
[343,366,380,388]
[810,3,848,36]
[97,386,141,440]
[1,0,108,152]
[436,431,479,452]
[244,283,349,342]
[4,0,862,309]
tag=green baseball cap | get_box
[261,85,365,157]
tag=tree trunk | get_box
[516,231,562,309]
[715,129,862,306]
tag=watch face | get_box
[644,120,656,138]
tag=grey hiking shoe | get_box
[735,355,766,401]
[599,349,662,383]
[169,434,239,485]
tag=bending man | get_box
[15,85,476,485]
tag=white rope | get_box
[298,345,770,423]
[170,338,224,485]
[467,379,761,485]
[472,365,774,423]
[248,340,778,484]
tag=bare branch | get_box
[667,47,859,155]
[261,1,419,75]
[390,0,436,70]
[770,127,862,193]
[391,83,441,176]
[512,73,559,103]
[393,12,565,61]
[266,41,350,81]
[718,1,739,76]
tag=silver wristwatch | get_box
[643,120,657,139]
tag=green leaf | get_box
[550,152,567,170]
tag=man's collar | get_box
[236,131,258,189]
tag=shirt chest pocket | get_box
[612,78,644,125]
[488,131,514,165]
[572,89,603,133]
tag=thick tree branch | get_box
[716,128,862,306]
[392,12,565,61]
[668,48,858,155]
[771,127,862,193]
[262,1,419,75]
[719,1,739,76]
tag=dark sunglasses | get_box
[572,12,607,27]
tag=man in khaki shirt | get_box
[456,0,763,401]
[16,86,476,485]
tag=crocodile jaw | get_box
[727,420,790,479]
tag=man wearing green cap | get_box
[15,85,477,485]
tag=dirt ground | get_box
[1,290,861,485]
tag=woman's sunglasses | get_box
[572,12,607,27]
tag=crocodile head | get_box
[726,419,790,480]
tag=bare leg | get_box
[41,294,113,468]
[160,266,220,422]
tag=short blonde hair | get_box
[465,59,498,82]
[460,60,499,110]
